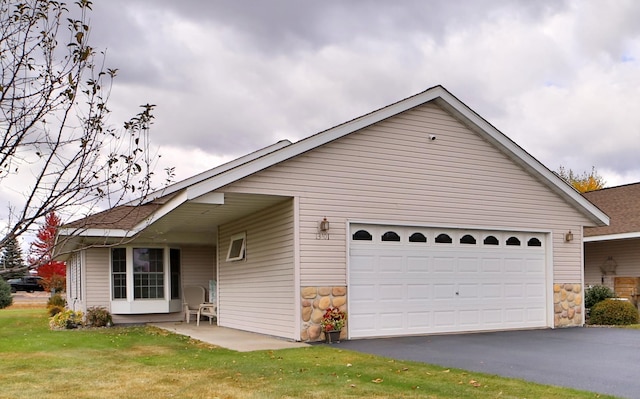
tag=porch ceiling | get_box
[136,192,290,245]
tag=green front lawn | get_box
[0,308,616,398]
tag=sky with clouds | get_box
[88,0,640,187]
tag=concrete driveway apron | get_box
[337,328,640,399]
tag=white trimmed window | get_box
[226,232,246,261]
[109,247,183,314]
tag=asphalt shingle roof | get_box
[583,182,640,237]
[64,203,161,231]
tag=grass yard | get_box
[0,306,616,399]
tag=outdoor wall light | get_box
[565,230,574,242]
[317,217,330,240]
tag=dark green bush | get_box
[584,285,615,309]
[47,293,66,308]
[86,306,113,327]
[46,293,66,317]
[0,279,13,309]
[588,299,639,325]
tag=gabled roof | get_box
[62,85,609,237]
[583,182,640,241]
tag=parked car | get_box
[7,276,44,293]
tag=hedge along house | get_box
[58,85,608,341]
[583,183,640,303]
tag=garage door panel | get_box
[408,312,432,329]
[433,257,455,272]
[482,258,503,273]
[349,225,548,338]
[434,311,456,327]
[458,257,480,273]
[350,254,376,273]
[380,256,403,272]
[380,284,404,301]
[350,284,376,301]
[407,256,429,272]
[407,284,431,300]
[459,310,480,326]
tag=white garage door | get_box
[349,224,548,338]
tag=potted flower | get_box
[321,306,346,343]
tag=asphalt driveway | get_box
[338,328,640,398]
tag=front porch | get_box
[149,321,308,352]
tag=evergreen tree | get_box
[0,279,12,308]
[1,236,26,279]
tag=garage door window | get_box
[483,235,499,245]
[381,231,401,242]
[527,238,542,247]
[409,232,427,243]
[435,233,452,244]
[460,234,476,244]
[353,230,372,240]
[506,236,521,246]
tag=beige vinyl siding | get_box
[218,199,295,339]
[585,239,640,286]
[222,102,591,285]
[84,248,110,311]
[181,246,216,300]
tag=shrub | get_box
[46,293,66,317]
[49,309,83,330]
[47,293,67,308]
[585,285,615,309]
[86,306,113,327]
[0,279,13,309]
[588,299,639,325]
[48,305,65,317]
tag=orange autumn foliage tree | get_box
[28,212,66,292]
[556,166,606,193]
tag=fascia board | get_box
[584,232,640,242]
[132,190,189,230]
[132,140,292,204]
[57,228,133,238]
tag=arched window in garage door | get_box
[352,230,372,241]
[435,233,452,244]
[506,236,521,246]
[409,232,427,243]
[527,237,542,247]
[483,235,499,245]
[381,231,401,242]
[460,234,477,244]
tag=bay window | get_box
[110,247,182,314]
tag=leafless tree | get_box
[1,0,166,274]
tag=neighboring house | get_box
[583,183,640,304]
[59,85,608,341]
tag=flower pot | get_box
[325,330,341,344]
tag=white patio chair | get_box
[183,285,206,324]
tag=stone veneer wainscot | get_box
[300,286,347,342]
[554,283,582,327]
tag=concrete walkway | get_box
[149,321,308,352]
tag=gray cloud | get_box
[84,0,640,186]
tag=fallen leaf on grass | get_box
[442,369,450,373]
[372,378,383,383]
[469,380,481,388]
